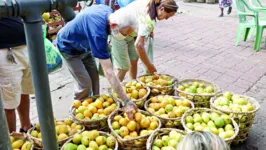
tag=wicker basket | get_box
[146,128,187,150]
[137,74,177,97]
[60,131,119,150]
[108,81,150,109]
[181,108,239,145]
[176,79,220,108]
[210,94,260,145]
[10,132,34,150]
[27,120,85,149]
[144,95,194,128]
[69,95,120,131]
[108,109,162,150]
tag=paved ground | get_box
[16,1,266,149]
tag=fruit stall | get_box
[0,0,261,150]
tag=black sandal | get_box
[219,13,224,17]
[19,124,33,133]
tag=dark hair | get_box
[147,0,178,20]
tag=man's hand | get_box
[123,99,138,120]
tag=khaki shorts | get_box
[0,46,34,109]
[111,36,139,70]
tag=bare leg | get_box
[116,69,128,82]
[17,94,31,131]
[5,109,16,133]
[129,59,138,80]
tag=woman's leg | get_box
[219,8,224,17]
[128,39,139,80]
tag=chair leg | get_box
[243,28,251,41]
[235,26,242,46]
[254,27,263,51]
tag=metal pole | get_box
[0,91,12,150]
[23,21,58,150]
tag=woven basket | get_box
[69,95,120,131]
[146,128,187,150]
[60,131,119,150]
[144,95,194,129]
[176,79,220,108]
[10,132,34,150]
[108,109,162,150]
[108,81,150,109]
[27,120,85,149]
[137,74,177,97]
[181,108,239,145]
[210,94,260,145]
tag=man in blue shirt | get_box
[0,17,33,133]
[57,4,138,118]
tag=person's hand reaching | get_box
[123,99,138,120]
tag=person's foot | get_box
[19,124,33,133]
[227,7,232,14]
[219,13,224,17]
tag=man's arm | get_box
[99,58,128,102]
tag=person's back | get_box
[177,131,230,150]
[57,4,112,57]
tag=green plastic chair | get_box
[235,0,258,46]
[235,0,266,51]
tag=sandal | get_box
[227,7,232,14]
[19,124,33,133]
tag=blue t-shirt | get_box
[57,5,112,59]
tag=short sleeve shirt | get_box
[56,5,113,59]
[123,0,156,38]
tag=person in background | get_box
[0,17,33,133]
[177,131,230,150]
[111,0,178,82]
[56,5,138,119]
[218,0,232,17]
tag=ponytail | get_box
[147,0,161,20]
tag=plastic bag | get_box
[117,0,134,7]
[43,23,63,73]
[144,37,154,73]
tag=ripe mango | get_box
[21,141,32,150]
[12,139,24,149]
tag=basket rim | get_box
[60,131,119,150]
[176,79,221,96]
[137,73,178,89]
[144,95,195,121]
[210,93,261,114]
[146,128,187,150]
[27,120,85,145]
[69,95,120,124]
[181,108,239,142]
[108,82,151,103]
[107,108,162,142]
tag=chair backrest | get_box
[235,0,255,22]
[249,0,262,7]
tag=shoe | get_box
[227,7,232,14]
[19,124,33,133]
[219,13,224,17]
